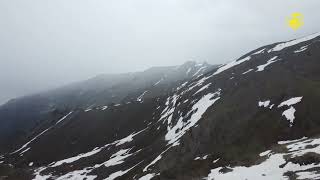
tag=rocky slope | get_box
[1,32,320,180]
[0,61,215,154]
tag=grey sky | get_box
[0,0,320,104]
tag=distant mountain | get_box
[1,32,320,180]
[0,61,217,154]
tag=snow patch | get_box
[11,112,73,154]
[278,97,303,108]
[187,75,213,92]
[194,83,211,95]
[114,128,147,146]
[193,66,206,77]
[139,173,157,180]
[194,155,209,160]
[102,149,132,167]
[154,78,163,86]
[277,97,302,127]
[278,137,308,145]
[252,48,265,55]
[213,158,220,163]
[51,147,102,167]
[282,106,296,127]
[19,147,30,156]
[186,68,192,75]
[143,147,171,172]
[49,128,146,168]
[296,171,320,180]
[158,94,179,124]
[176,81,188,91]
[206,136,320,180]
[256,56,279,72]
[268,32,320,52]
[294,45,308,53]
[165,90,221,145]
[242,69,253,74]
[258,100,270,108]
[55,112,73,124]
[259,150,271,157]
[213,56,251,76]
[55,169,96,180]
[104,162,141,180]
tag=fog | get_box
[0,0,320,104]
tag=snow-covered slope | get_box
[1,32,320,180]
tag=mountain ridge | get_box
[0,61,218,154]
[1,32,320,179]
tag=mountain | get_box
[0,61,216,154]
[1,32,320,180]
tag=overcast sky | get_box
[0,0,320,104]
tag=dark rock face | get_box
[1,33,320,180]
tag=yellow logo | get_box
[287,13,304,30]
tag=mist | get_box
[1,0,320,104]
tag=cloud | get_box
[0,0,319,103]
